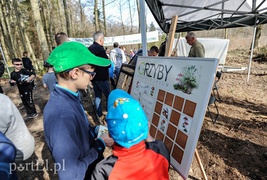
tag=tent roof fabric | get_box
[145,0,267,33]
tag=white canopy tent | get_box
[142,0,267,81]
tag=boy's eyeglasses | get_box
[79,68,96,78]
[14,64,23,66]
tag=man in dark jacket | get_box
[88,31,111,122]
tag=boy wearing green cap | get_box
[92,89,170,180]
[43,42,114,179]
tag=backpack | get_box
[0,61,4,77]
[0,132,17,180]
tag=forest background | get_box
[1,0,267,73]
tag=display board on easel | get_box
[130,56,218,179]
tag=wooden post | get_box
[165,15,178,57]
[195,150,208,180]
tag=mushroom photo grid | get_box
[150,89,196,164]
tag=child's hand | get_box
[9,80,16,86]
[100,133,114,147]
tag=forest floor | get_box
[1,49,266,180]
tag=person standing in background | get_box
[10,58,37,119]
[88,31,111,121]
[42,61,57,94]
[148,46,159,57]
[55,32,69,46]
[22,51,34,72]
[185,31,205,58]
[22,51,36,89]
[109,42,127,79]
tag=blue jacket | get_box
[43,85,105,179]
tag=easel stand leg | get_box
[195,150,208,180]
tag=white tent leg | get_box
[0,45,10,78]
[247,25,257,82]
[139,0,148,56]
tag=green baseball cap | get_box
[47,41,111,73]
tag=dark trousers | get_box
[92,80,110,117]
[20,90,37,115]
[0,85,3,93]
[110,78,116,89]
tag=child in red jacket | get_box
[92,89,170,180]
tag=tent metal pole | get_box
[0,45,10,78]
[247,25,257,82]
[247,0,257,83]
[139,0,148,56]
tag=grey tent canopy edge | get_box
[145,0,267,33]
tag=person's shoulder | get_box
[43,72,49,78]
[22,57,30,61]
[145,140,170,161]
[92,155,118,179]
[0,93,11,102]
[195,41,204,46]
[10,70,15,74]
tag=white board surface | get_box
[130,56,218,179]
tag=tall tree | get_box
[44,0,53,49]
[13,0,26,51]
[78,0,85,37]
[254,25,262,49]
[13,0,37,68]
[30,0,49,63]
[127,0,134,33]
[62,0,72,36]
[0,0,16,59]
[94,0,99,31]
[57,0,66,33]
[118,1,125,34]
[102,0,107,35]
[136,0,140,33]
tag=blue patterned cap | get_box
[106,89,148,148]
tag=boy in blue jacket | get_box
[43,42,113,179]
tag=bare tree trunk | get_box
[94,0,99,31]
[45,0,53,50]
[118,1,125,35]
[70,7,74,37]
[57,0,66,33]
[30,0,49,65]
[13,0,27,51]
[78,0,85,37]
[0,31,11,63]
[13,0,37,67]
[136,0,140,33]
[127,0,133,33]
[136,0,140,48]
[224,28,228,39]
[0,0,16,59]
[102,0,107,35]
[254,25,262,49]
[62,0,71,36]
